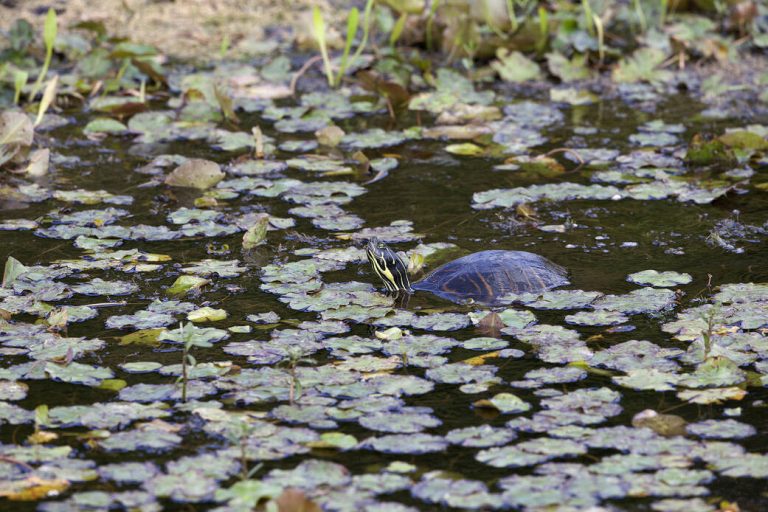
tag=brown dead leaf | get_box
[632,409,687,437]
[475,311,502,338]
[0,475,70,501]
[275,488,321,512]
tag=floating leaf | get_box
[475,393,531,414]
[165,159,225,189]
[628,270,692,287]
[492,49,542,82]
[167,275,209,295]
[187,306,228,322]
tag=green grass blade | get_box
[336,7,359,87]
[537,6,548,53]
[351,0,375,65]
[581,0,594,36]
[426,0,441,50]
[13,70,28,105]
[43,6,57,49]
[312,6,334,87]
[633,0,647,32]
[29,8,57,102]
[34,74,58,127]
[506,0,518,32]
[593,14,604,65]
[390,13,407,47]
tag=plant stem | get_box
[312,6,334,87]
[181,348,188,402]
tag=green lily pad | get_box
[628,270,693,287]
[594,287,677,314]
[445,142,484,156]
[477,438,587,468]
[83,118,128,134]
[106,310,175,330]
[73,278,139,296]
[591,339,682,372]
[612,48,672,84]
[341,128,409,150]
[359,410,441,433]
[502,289,603,310]
[98,423,182,452]
[686,419,756,439]
[53,189,133,205]
[481,393,531,414]
[473,183,621,209]
[361,434,449,454]
[183,259,246,278]
[159,323,229,346]
[565,310,629,326]
[409,69,494,113]
[492,49,542,82]
[42,361,114,386]
[547,52,592,81]
[286,156,352,173]
[48,401,170,429]
[446,425,517,448]
[412,476,500,509]
[120,361,164,373]
[613,369,682,391]
[678,357,747,388]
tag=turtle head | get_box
[365,238,411,292]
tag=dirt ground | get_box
[0,0,344,59]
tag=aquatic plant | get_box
[28,8,56,102]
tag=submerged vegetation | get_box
[0,0,766,510]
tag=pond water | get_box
[1,69,767,512]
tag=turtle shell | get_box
[412,250,568,305]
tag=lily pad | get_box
[628,270,693,287]
[165,159,224,189]
[565,310,629,326]
[686,419,756,439]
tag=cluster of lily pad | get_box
[0,7,767,510]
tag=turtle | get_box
[365,237,569,305]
